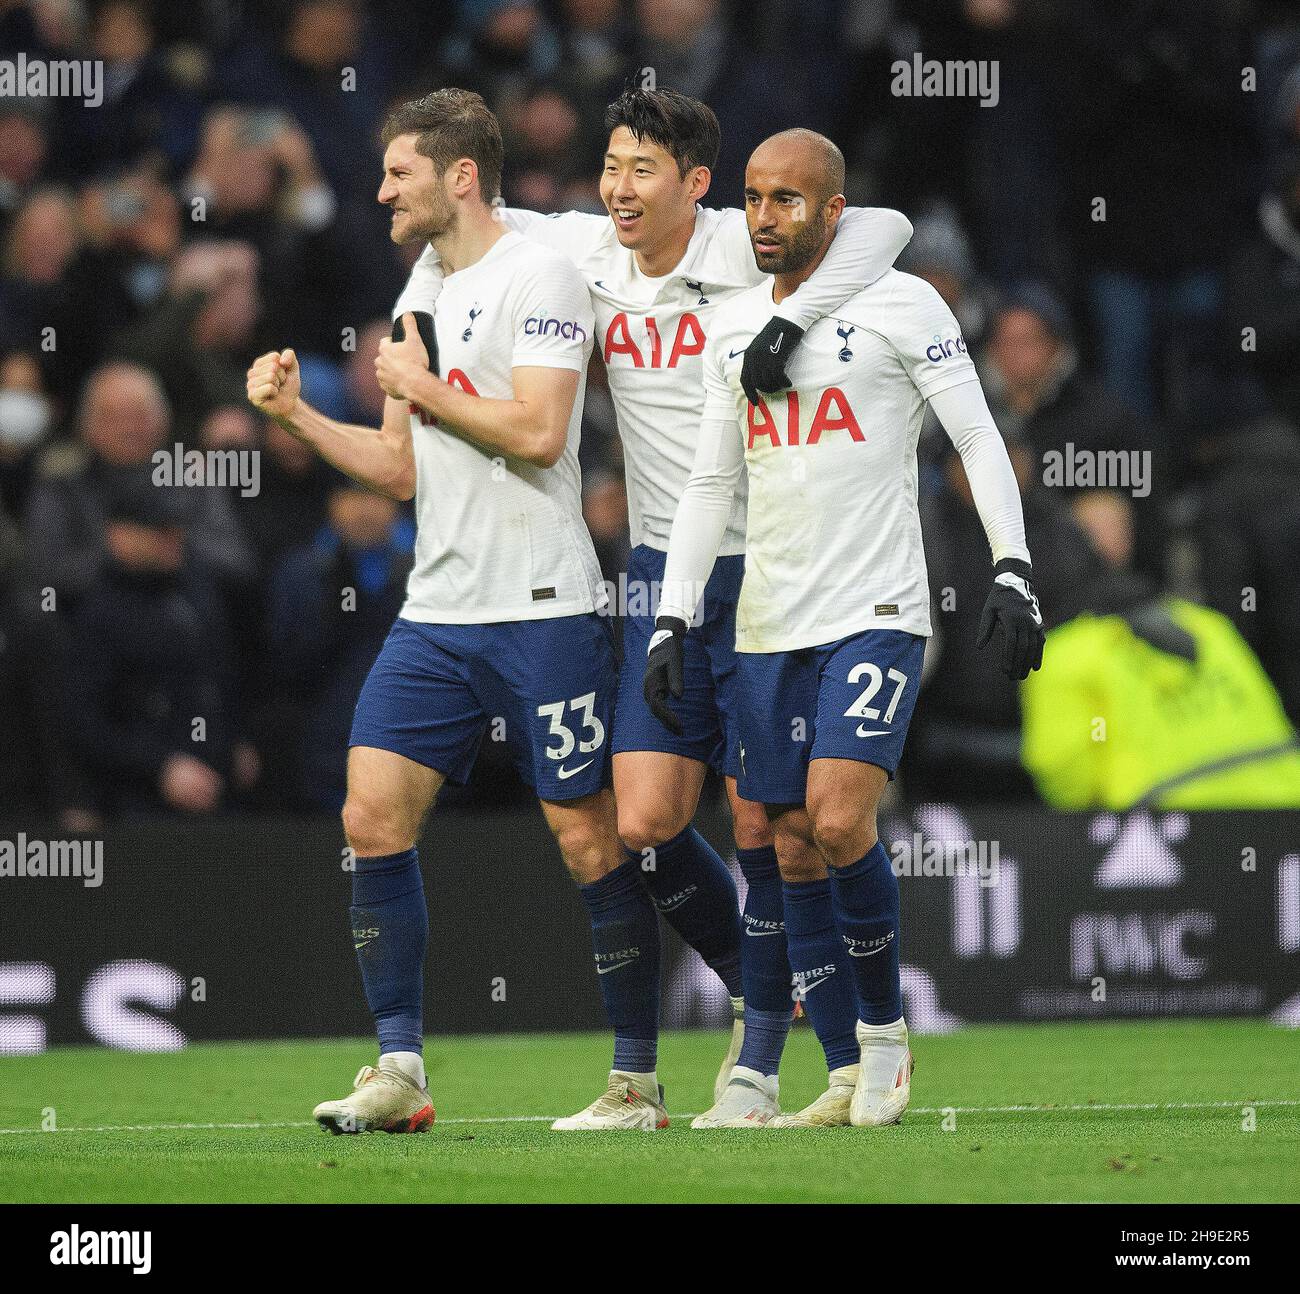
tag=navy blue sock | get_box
[782,877,860,1071]
[350,849,427,1055]
[827,841,903,1025]
[632,827,742,998]
[735,848,793,1076]
[736,845,791,1013]
[579,859,662,1074]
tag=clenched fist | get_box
[374,311,430,401]
[246,348,301,420]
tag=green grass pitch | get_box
[1,1020,1296,1203]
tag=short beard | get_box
[756,217,827,275]
[394,196,452,247]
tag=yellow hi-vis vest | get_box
[1020,598,1300,809]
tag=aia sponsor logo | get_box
[746,387,864,448]
[410,369,478,426]
[603,312,705,368]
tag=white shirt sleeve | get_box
[658,338,744,624]
[509,252,596,372]
[495,207,609,266]
[393,245,444,319]
[771,206,913,330]
[928,380,1032,566]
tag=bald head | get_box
[744,129,847,279]
[750,129,844,206]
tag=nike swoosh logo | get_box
[848,943,889,957]
[557,760,594,780]
[728,348,746,359]
[856,726,890,738]
[596,959,636,974]
[769,334,783,354]
[745,927,784,937]
[354,940,373,951]
[794,975,831,992]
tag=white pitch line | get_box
[0,1098,1297,1136]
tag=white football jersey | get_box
[401,205,912,557]
[391,230,603,624]
[702,269,979,652]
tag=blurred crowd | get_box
[2,0,1300,825]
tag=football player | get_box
[647,128,1043,1127]
[402,88,913,1127]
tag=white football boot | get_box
[769,1064,858,1128]
[313,1058,435,1134]
[850,1018,914,1127]
[690,1066,779,1128]
[714,997,745,1103]
[551,1072,669,1130]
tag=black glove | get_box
[643,615,687,734]
[741,317,805,405]
[977,557,1045,680]
[392,310,439,376]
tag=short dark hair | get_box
[381,88,503,203]
[604,86,720,177]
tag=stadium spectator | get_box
[1062,1,1254,419]
[265,475,413,811]
[110,240,263,440]
[0,349,54,519]
[0,185,83,393]
[979,284,1161,579]
[1224,144,1300,433]
[1021,593,1300,810]
[906,430,1103,802]
[1191,407,1300,726]
[58,477,257,816]
[629,0,817,199]
[21,361,253,605]
[181,105,352,351]
[0,106,47,245]
[50,0,204,180]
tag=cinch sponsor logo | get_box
[925,333,967,363]
[524,316,588,342]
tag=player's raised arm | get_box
[246,348,417,501]
[495,206,610,267]
[378,247,593,468]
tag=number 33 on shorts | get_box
[536,692,608,785]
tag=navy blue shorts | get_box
[350,614,615,801]
[735,628,926,805]
[613,543,745,778]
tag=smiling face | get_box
[600,125,707,255]
[744,133,844,277]
[377,133,450,246]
